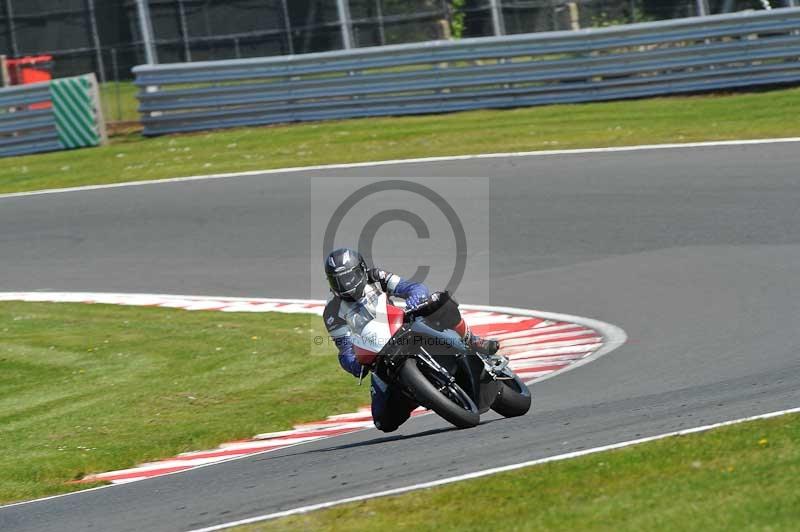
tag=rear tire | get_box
[399,358,479,429]
[491,375,532,418]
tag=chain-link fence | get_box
[2,0,792,79]
[1,0,793,122]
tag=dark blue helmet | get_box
[324,248,368,301]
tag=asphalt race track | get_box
[2,141,800,531]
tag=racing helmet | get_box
[324,248,368,301]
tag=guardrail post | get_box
[695,0,709,16]
[336,0,355,49]
[135,0,159,64]
[489,0,506,36]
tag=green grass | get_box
[0,302,363,504]
[99,82,140,123]
[1,87,799,195]
[246,413,800,532]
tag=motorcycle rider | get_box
[323,248,500,432]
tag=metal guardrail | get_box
[134,9,800,137]
[0,84,62,157]
[0,74,107,159]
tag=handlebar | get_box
[403,291,445,320]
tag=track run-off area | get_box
[1,138,799,531]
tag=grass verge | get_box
[1,87,799,195]
[243,412,800,532]
[0,302,356,504]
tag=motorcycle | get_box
[355,291,532,429]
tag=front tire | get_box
[399,358,479,429]
[491,375,532,418]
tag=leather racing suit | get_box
[323,267,430,432]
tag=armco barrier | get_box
[134,9,800,137]
[0,74,106,158]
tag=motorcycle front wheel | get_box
[399,358,480,429]
[491,373,532,418]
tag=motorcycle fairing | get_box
[346,288,405,365]
[402,320,500,414]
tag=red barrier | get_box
[7,55,54,109]
[7,55,54,85]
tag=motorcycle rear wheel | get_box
[399,358,480,429]
[491,374,532,418]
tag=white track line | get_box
[186,406,800,532]
[2,137,799,201]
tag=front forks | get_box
[477,352,514,380]
[416,348,457,391]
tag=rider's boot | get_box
[454,319,502,356]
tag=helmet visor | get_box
[328,266,366,297]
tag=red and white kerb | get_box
[0,292,606,485]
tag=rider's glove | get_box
[406,292,428,310]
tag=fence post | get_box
[111,48,122,122]
[336,0,354,49]
[489,0,506,36]
[567,2,581,30]
[3,0,19,57]
[177,0,192,61]
[0,55,9,87]
[695,0,709,16]
[376,0,386,45]
[86,0,107,83]
[86,73,108,145]
[278,0,295,54]
[438,18,452,40]
[135,0,159,64]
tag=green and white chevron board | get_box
[49,74,107,149]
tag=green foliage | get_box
[591,6,654,27]
[449,0,467,39]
